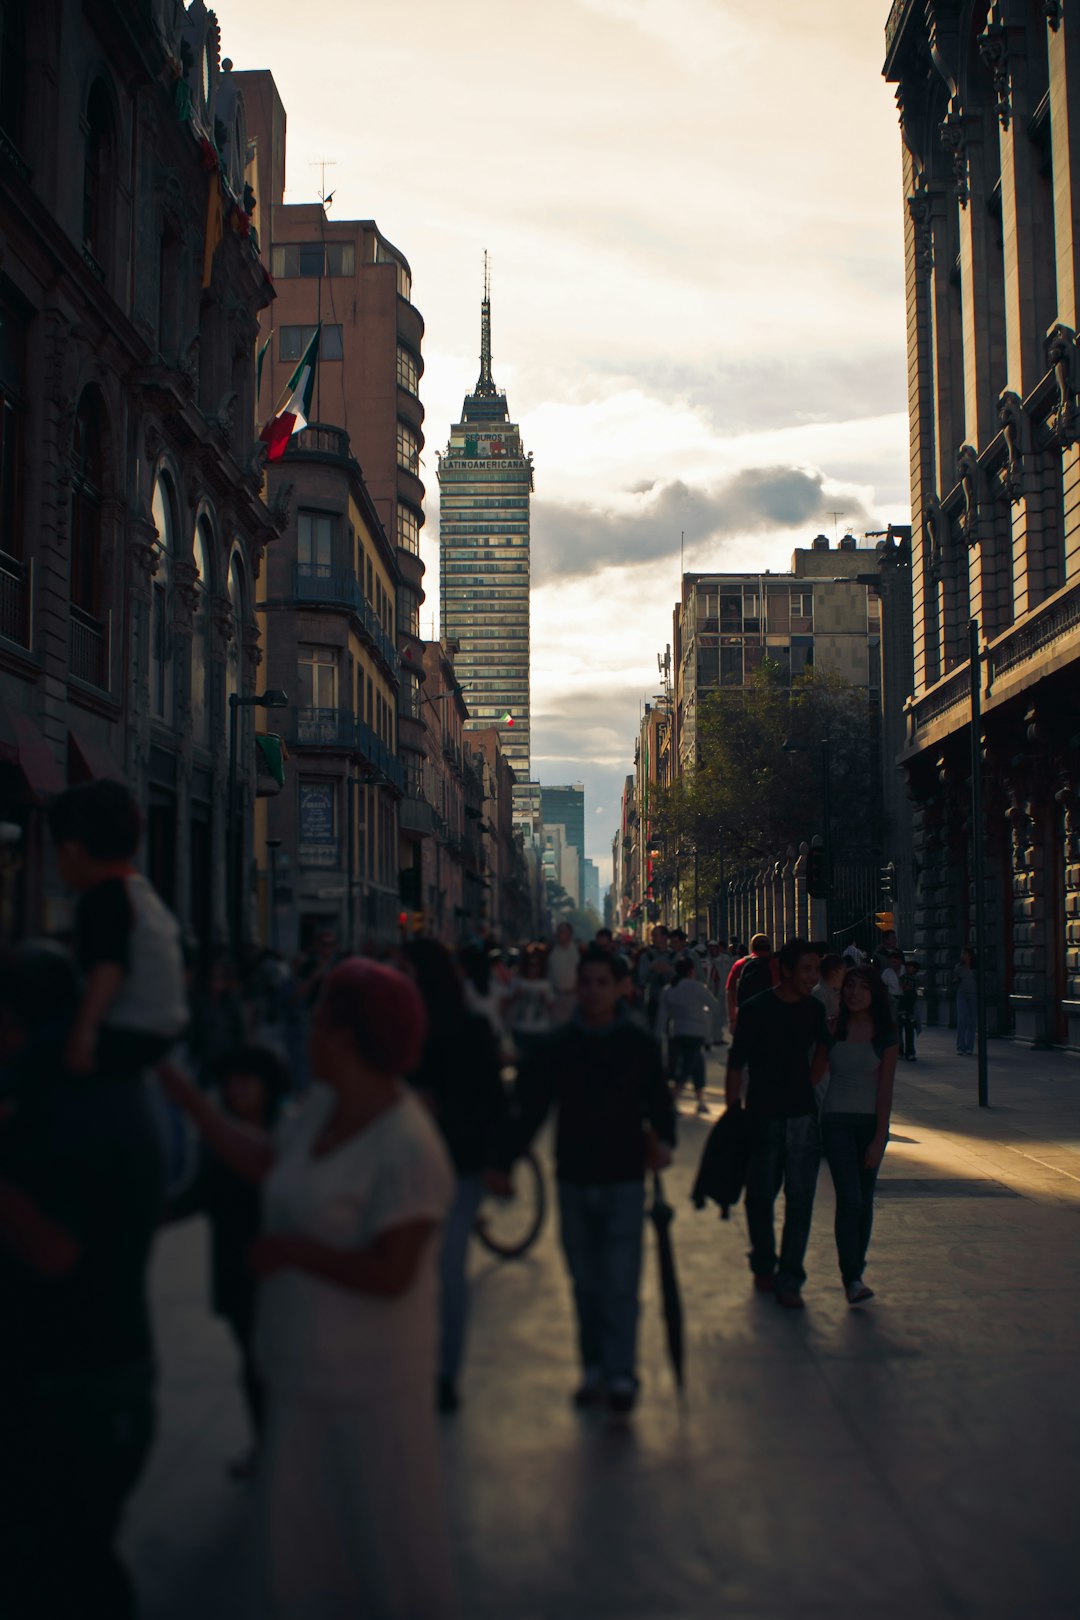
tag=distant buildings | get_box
[437,269,533,786]
[541,783,586,903]
[885,3,1080,1045]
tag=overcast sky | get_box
[222,0,910,876]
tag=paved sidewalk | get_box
[123,1036,1080,1619]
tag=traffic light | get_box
[880,862,895,896]
[875,911,895,934]
[806,845,827,899]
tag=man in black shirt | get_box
[515,947,675,1415]
[726,938,830,1309]
[0,942,164,1618]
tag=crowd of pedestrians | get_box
[0,774,981,1618]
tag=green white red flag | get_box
[260,326,320,462]
[499,711,514,727]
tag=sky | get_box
[221,0,911,878]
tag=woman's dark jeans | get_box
[670,1034,706,1094]
[821,1112,882,1285]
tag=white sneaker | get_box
[845,1280,874,1304]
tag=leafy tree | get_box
[545,879,601,940]
[649,665,879,908]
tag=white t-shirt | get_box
[256,1085,454,1404]
[548,942,580,995]
[511,978,555,1034]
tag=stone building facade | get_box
[260,428,402,954]
[885,1,1080,1044]
[0,0,275,948]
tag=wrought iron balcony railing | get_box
[70,604,109,689]
[293,565,399,673]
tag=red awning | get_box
[68,723,124,784]
[0,701,66,802]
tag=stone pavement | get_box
[123,1032,1080,1619]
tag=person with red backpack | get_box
[725,934,780,1028]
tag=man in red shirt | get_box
[725,934,780,1028]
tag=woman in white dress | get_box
[162,958,457,1620]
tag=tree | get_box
[545,879,600,940]
[650,664,879,903]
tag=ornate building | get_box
[885,1,1080,1044]
[0,0,276,946]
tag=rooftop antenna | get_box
[476,250,497,396]
[311,159,336,212]
[828,510,846,544]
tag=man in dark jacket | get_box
[515,947,675,1416]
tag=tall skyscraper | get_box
[438,264,533,781]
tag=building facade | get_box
[238,68,430,926]
[885,1,1080,1044]
[260,428,402,952]
[438,274,533,785]
[0,0,276,949]
[418,640,477,944]
[540,782,586,903]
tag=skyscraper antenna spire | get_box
[476,249,497,396]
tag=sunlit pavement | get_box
[124,1031,1080,1619]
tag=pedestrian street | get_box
[124,1031,1080,1620]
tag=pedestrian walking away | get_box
[725,939,831,1309]
[726,934,778,1030]
[812,967,897,1304]
[897,959,921,1061]
[161,958,458,1620]
[547,922,582,1025]
[513,946,675,1417]
[503,943,556,1061]
[953,947,977,1055]
[655,955,717,1115]
[406,939,512,1416]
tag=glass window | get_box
[83,80,113,263]
[280,324,343,362]
[374,239,411,300]
[150,474,175,722]
[396,346,419,395]
[270,241,356,278]
[396,422,420,475]
[226,552,245,713]
[791,590,813,621]
[71,395,102,616]
[720,645,743,686]
[791,637,814,678]
[191,519,211,746]
[298,644,337,710]
[396,505,420,553]
[298,511,334,571]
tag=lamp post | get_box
[783,735,832,941]
[228,688,288,957]
[969,618,989,1106]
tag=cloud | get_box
[532,467,873,582]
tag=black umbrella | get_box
[649,1170,685,1390]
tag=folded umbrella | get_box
[649,1170,684,1390]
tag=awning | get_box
[0,701,65,802]
[68,722,124,784]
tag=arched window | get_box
[192,518,212,745]
[82,80,113,270]
[226,549,244,712]
[151,473,175,723]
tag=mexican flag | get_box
[499,711,514,727]
[260,326,320,462]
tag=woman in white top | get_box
[504,944,556,1059]
[162,959,457,1620]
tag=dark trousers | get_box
[898,1013,917,1060]
[744,1113,821,1295]
[670,1034,706,1094]
[0,1366,155,1619]
[558,1180,645,1386]
[821,1113,881,1285]
[226,1303,265,1440]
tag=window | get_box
[280,324,343,362]
[150,474,175,722]
[374,239,411,300]
[720,645,743,686]
[791,590,813,621]
[396,346,419,395]
[396,422,419,475]
[191,519,211,745]
[396,505,420,554]
[271,241,355,278]
[298,644,337,710]
[82,80,113,269]
[226,551,245,713]
[298,510,334,571]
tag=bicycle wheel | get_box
[473,1148,546,1260]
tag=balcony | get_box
[70,605,109,689]
[284,423,354,468]
[399,794,436,837]
[294,565,399,674]
[986,581,1080,688]
[0,551,29,647]
[286,708,404,792]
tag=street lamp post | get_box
[969,618,989,1106]
[228,688,288,958]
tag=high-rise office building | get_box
[438,266,533,781]
[541,783,586,904]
